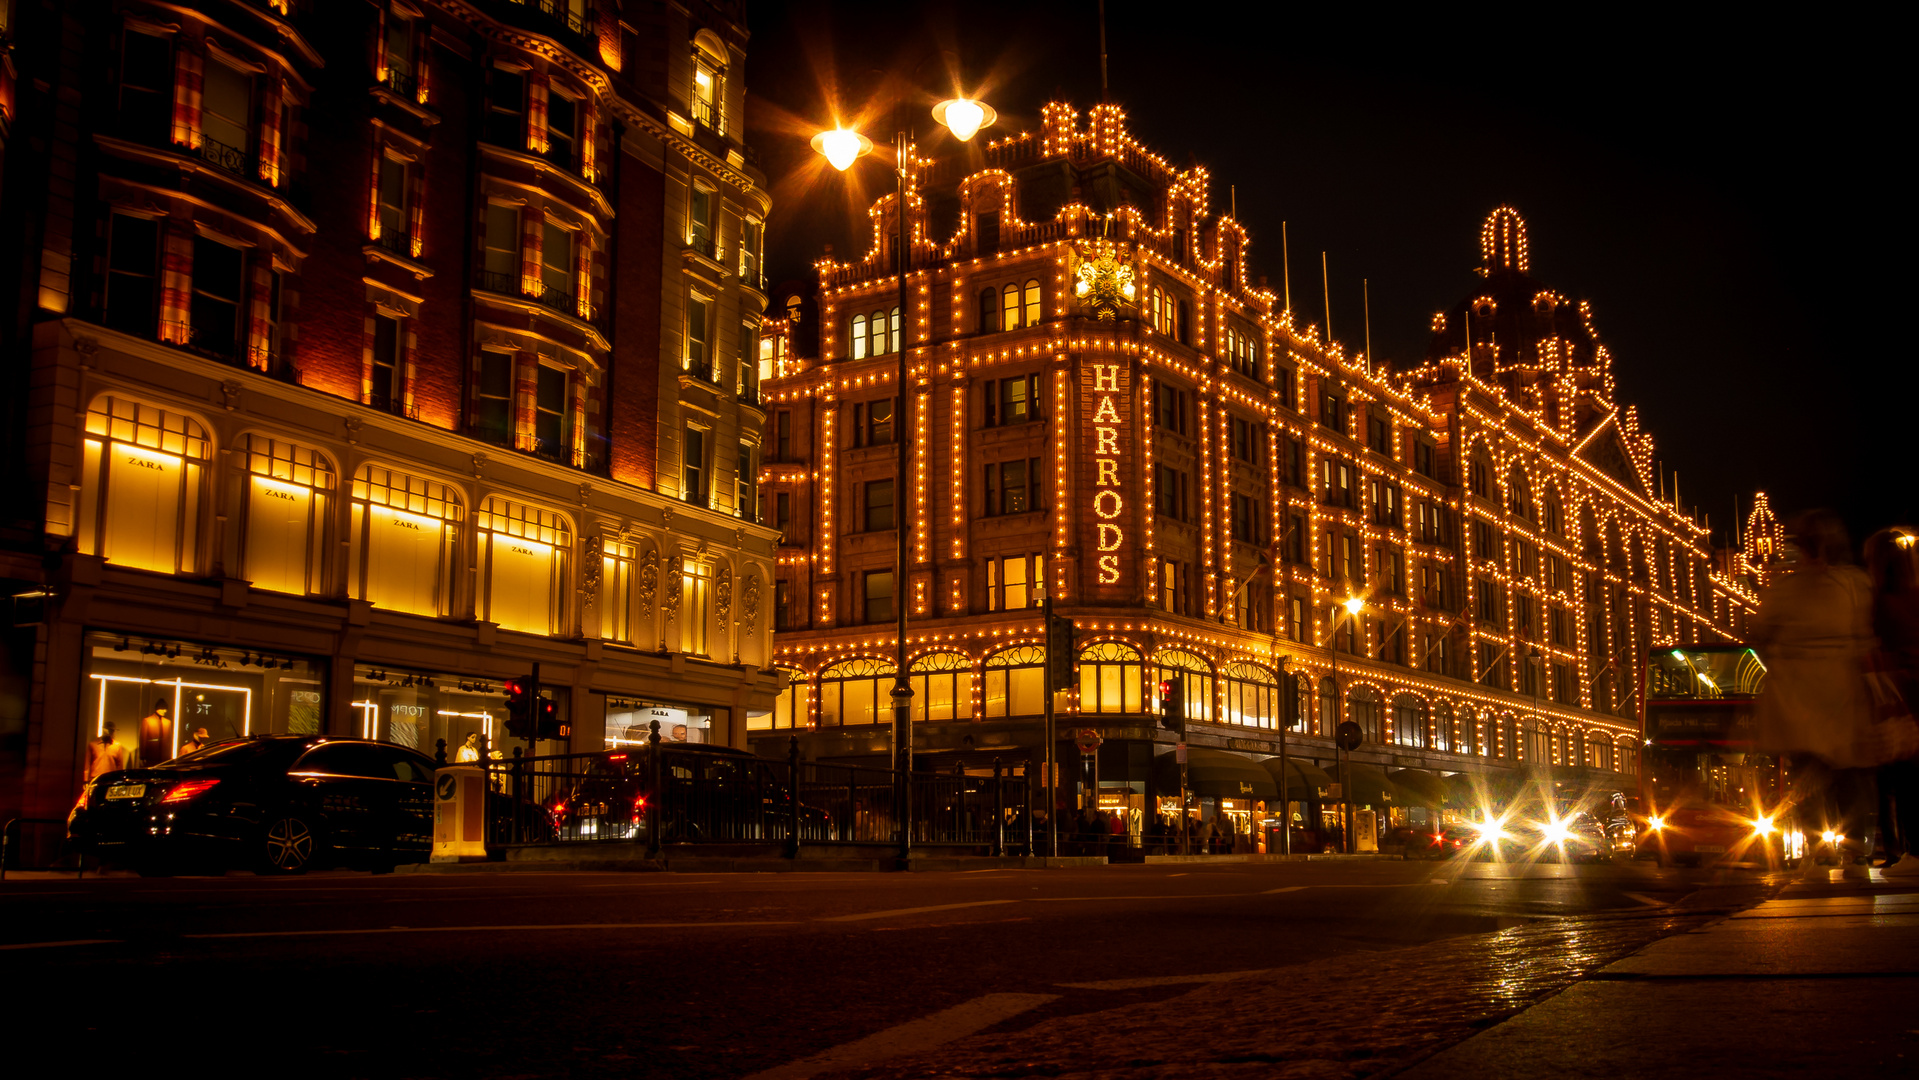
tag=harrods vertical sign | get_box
[1082,359,1131,595]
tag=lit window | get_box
[77,397,211,576]
[910,651,969,723]
[1022,279,1041,326]
[1077,642,1143,715]
[475,497,567,636]
[817,657,894,727]
[987,554,1043,611]
[984,645,1046,718]
[600,540,637,644]
[682,559,712,654]
[347,464,463,618]
[241,435,335,597]
[1001,283,1019,330]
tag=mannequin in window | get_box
[84,722,129,789]
[454,733,483,763]
[138,700,173,766]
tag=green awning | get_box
[1258,756,1334,800]
[1336,762,1406,808]
[1389,769,1449,806]
[1151,747,1279,801]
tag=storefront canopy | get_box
[1151,747,1279,801]
[1337,762,1407,808]
[1389,769,1449,807]
[1258,756,1334,800]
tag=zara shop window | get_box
[476,496,571,636]
[240,434,335,596]
[77,396,211,576]
[353,662,513,759]
[81,632,324,769]
[347,464,462,618]
[608,697,722,747]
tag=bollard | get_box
[993,758,1005,858]
[434,738,447,766]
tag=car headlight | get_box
[1647,816,1664,832]
[1538,819,1572,844]
[1751,815,1776,838]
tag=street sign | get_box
[1175,742,1188,764]
[1075,728,1103,754]
[1336,720,1364,752]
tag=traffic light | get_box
[503,678,531,740]
[536,696,568,742]
[1046,613,1077,692]
[1158,674,1185,734]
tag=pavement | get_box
[818,864,1919,1080]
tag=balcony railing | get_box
[683,358,715,384]
[373,231,413,257]
[530,282,595,323]
[477,270,518,295]
[685,234,720,262]
[691,94,717,130]
[380,65,418,100]
[195,135,251,178]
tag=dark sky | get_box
[742,1,1910,548]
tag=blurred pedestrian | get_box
[1865,527,1919,876]
[1752,510,1878,873]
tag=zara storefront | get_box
[10,323,782,850]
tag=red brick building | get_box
[0,0,779,851]
[756,104,1759,847]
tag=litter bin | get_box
[432,765,489,862]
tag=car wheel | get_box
[259,814,320,875]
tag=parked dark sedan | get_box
[69,735,436,874]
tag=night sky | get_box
[742,1,1908,549]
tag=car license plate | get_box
[105,784,146,801]
[1695,844,1725,854]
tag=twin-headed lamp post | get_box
[1330,595,1364,853]
[811,94,996,865]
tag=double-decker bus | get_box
[1638,645,1806,868]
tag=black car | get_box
[69,735,436,874]
[542,744,832,844]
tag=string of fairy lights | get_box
[756,105,1756,766]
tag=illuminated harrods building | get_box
[756,103,1762,839]
[0,0,782,844]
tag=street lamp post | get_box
[813,91,995,869]
[1275,653,1292,855]
[1330,596,1363,854]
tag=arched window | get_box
[1616,737,1638,777]
[1001,283,1020,330]
[77,396,213,575]
[1392,694,1426,748]
[1077,642,1142,714]
[1176,299,1191,345]
[1509,470,1532,520]
[1431,701,1453,753]
[867,306,898,356]
[1022,279,1041,327]
[1318,676,1338,737]
[1586,732,1610,770]
[977,287,997,333]
[1287,672,1312,733]
[1498,712,1518,760]
[910,650,970,723]
[1151,650,1214,724]
[348,463,463,617]
[817,657,894,727]
[240,434,336,596]
[851,314,868,360]
[1522,718,1551,764]
[1219,661,1278,729]
[984,644,1046,718]
[1350,686,1381,744]
[476,496,570,636]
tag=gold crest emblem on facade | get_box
[1073,242,1136,321]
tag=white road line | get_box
[818,900,1018,922]
[0,938,122,951]
[1622,891,1668,908]
[1026,894,1240,902]
[1263,886,1309,894]
[184,920,796,939]
[743,993,1059,1080]
[1057,968,1279,991]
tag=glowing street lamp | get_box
[809,128,873,173]
[932,97,996,143]
[810,85,995,865]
